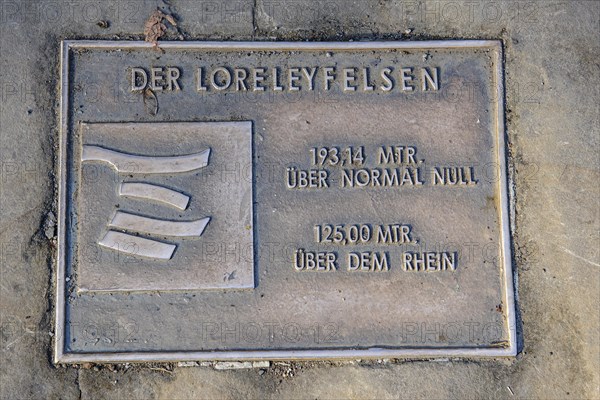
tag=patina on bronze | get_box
[55,40,515,363]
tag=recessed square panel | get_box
[55,40,515,363]
[76,121,254,292]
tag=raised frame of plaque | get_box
[56,40,516,363]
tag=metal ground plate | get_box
[55,40,515,363]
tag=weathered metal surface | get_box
[56,40,515,362]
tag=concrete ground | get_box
[1,0,598,399]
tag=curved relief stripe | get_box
[82,145,210,174]
[109,211,210,237]
[98,231,176,260]
[119,182,190,210]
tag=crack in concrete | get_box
[75,369,83,400]
[252,0,258,37]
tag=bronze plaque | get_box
[56,40,515,363]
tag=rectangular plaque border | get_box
[55,40,516,363]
